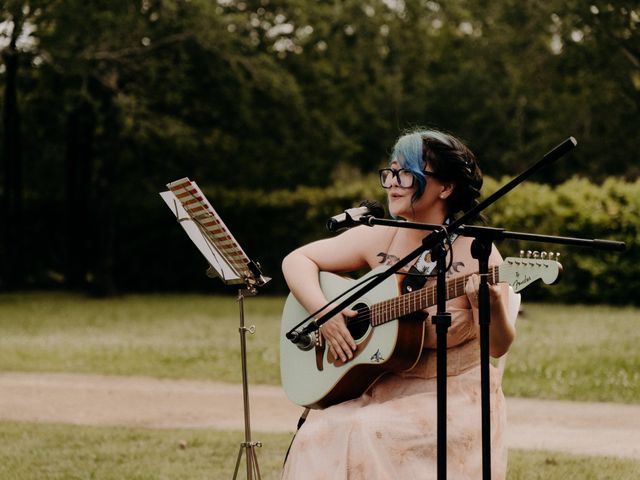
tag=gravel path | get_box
[1,372,639,459]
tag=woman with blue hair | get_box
[281,129,514,479]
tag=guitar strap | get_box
[401,227,458,294]
[283,407,310,466]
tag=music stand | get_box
[160,177,270,480]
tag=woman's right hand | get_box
[319,308,358,362]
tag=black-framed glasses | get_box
[379,168,439,189]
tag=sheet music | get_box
[160,178,252,285]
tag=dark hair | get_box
[420,130,484,220]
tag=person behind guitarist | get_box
[281,128,515,479]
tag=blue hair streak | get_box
[390,129,452,201]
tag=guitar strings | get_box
[292,232,458,336]
[287,269,390,334]
[339,232,460,328]
[338,267,499,329]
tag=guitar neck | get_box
[371,265,500,326]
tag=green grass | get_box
[0,421,291,480]
[507,450,640,479]
[0,421,638,479]
[503,303,640,403]
[0,292,283,384]
[0,293,639,403]
[2,294,638,478]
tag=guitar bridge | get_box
[315,333,325,371]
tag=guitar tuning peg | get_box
[519,250,525,258]
[540,252,547,260]
[555,252,561,262]
[527,250,533,258]
[533,251,540,259]
[548,252,555,260]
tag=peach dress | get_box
[281,305,508,480]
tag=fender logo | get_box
[512,273,533,289]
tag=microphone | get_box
[286,328,316,351]
[326,200,385,232]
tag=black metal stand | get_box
[288,137,581,341]
[469,231,495,480]
[285,136,627,479]
[431,242,452,479]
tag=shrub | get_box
[193,176,638,304]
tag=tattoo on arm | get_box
[444,261,465,277]
[378,253,465,275]
[377,252,400,266]
[451,261,464,273]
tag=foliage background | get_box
[1,0,638,301]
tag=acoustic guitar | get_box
[280,255,561,409]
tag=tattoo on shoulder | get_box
[445,261,465,277]
[451,261,465,273]
[377,252,400,266]
[377,254,466,273]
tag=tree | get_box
[0,1,44,289]
[1,1,637,293]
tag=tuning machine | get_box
[547,252,561,262]
[518,250,528,265]
[519,249,562,266]
[519,250,535,264]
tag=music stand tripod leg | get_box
[233,441,263,480]
[231,287,262,480]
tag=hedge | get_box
[181,175,638,304]
[482,176,639,304]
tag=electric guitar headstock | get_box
[499,251,563,292]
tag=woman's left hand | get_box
[465,274,502,309]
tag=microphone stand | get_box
[287,137,580,341]
[470,228,500,480]
[461,225,623,479]
[286,136,626,479]
[431,241,451,478]
[345,219,623,480]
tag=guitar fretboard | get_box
[370,265,500,326]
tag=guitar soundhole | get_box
[346,302,371,341]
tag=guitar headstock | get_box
[500,251,563,293]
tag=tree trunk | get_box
[90,87,119,297]
[65,99,95,289]
[1,43,23,289]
